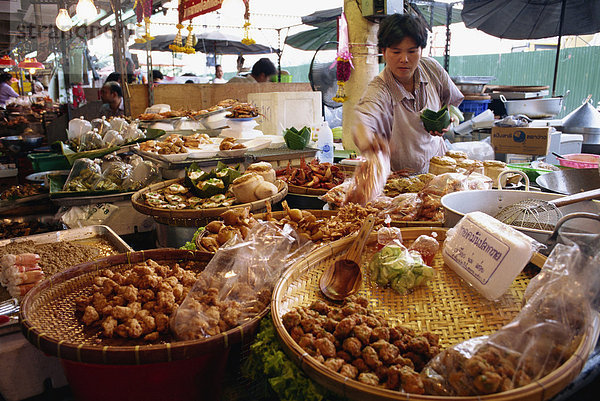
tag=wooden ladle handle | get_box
[345,215,376,265]
[550,188,600,207]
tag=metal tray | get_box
[0,224,132,253]
[0,225,132,333]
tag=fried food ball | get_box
[315,337,337,358]
[82,306,100,326]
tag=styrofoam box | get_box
[248,92,322,135]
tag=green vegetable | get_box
[242,317,343,401]
[448,104,464,123]
[369,244,435,295]
[180,227,204,250]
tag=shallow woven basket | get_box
[131,178,288,226]
[19,249,269,365]
[271,227,599,401]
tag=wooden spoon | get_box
[319,215,376,301]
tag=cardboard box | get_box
[491,126,551,155]
[247,91,322,135]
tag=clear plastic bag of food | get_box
[319,178,353,207]
[62,158,102,192]
[422,235,600,396]
[92,160,132,191]
[77,129,105,152]
[417,172,477,221]
[121,157,160,191]
[368,239,436,294]
[382,193,422,221]
[171,220,314,340]
[345,150,391,206]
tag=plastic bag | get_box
[62,158,102,192]
[320,178,353,207]
[171,220,315,340]
[92,160,132,191]
[102,129,125,146]
[121,158,160,191]
[417,171,489,221]
[77,129,104,152]
[450,140,495,161]
[345,150,391,205]
[382,193,422,221]
[368,239,436,295]
[422,235,600,396]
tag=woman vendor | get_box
[353,13,463,173]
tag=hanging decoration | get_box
[333,13,353,103]
[169,23,186,52]
[0,55,16,67]
[179,0,222,22]
[134,22,146,44]
[241,0,255,45]
[182,24,196,54]
[134,0,154,41]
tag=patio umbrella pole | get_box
[552,0,567,97]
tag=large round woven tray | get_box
[254,210,442,229]
[272,228,599,401]
[131,177,288,226]
[19,249,269,365]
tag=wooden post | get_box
[342,0,380,152]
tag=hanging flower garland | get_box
[182,24,196,54]
[241,0,255,45]
[134,0,154,42]
[333,13,352,103]
[169,23,186,52]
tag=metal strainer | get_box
[494,188,600,231]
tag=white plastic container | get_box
[442,211,539,300]
[316,120,334,164]
[247,91,322,135]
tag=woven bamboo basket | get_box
[271,228,599,401]
[131,178,288,226]
[254,209,442,229]
[19,249,269,365]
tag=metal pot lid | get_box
[559,99,600,132]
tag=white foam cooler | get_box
[248,91,322,135]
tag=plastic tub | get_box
[27,153,70,172]
[558,153,600,169]
[458,99,491,117]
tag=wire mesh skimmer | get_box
[494,188,600,231]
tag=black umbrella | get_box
[130,32,276,55]
[462,0,600,96]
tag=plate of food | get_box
[218,137,247,157]
[186,146,220,159]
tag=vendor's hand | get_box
[354,124,390,155]
[429,117,454,137]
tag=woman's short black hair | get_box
[378,13,428,49]
[0,72,13,84]
[152,70,164,80]
[251,58,277,77]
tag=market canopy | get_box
[130,31,277,55]
[285,3,463,51]
[461,0,600,95]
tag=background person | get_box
[212,65,226,83]
[228,58,277,83]
[353,13,463,174]
[0,72,19,108]
[99,81,124,118]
